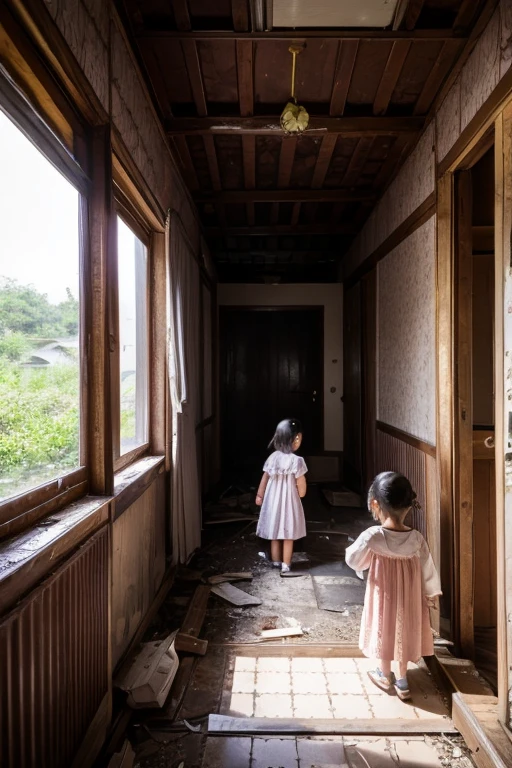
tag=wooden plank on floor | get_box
[182,584,211,636]
[452,693,512,768]
[208,714,457,736]
[223,643,365,657]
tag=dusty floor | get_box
[123,488,472,768]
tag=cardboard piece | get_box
[115,632,179,709]
[260,627,303,639]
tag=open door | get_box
[454,147,497,689]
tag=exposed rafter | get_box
[236,40,253,117]
[166,116,424,136]
[373,41,411,115]
[180,40,207,116]
[137,29,465,41]
[196,189,376,203]
[330,41,359,117]
[206,224,357,236]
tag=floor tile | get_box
[252,737,298,768]
[291,657,324,673]
[235,656,256,672]
[393,738,445,766]
[354,657,378,673]
[201,737,252,768]
[257,656,291,673]
[293,694,333,718]
[232,671,256,693]
[368,694,418,719]
[229,693,254,717]
[330,693,373,718]
[256,671,291,694]
[325,672,365,695]
[297,737,345,767]
[254,693,293,717]
[292,672,328,694]
[323,658,358,673]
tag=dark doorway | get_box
[220,307,324,481]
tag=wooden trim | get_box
[150,233,168,457]
[115,194,151,244]
[208,715,457,736]
[167,115,425,136]
[0,467,86,528]
[113,456,165,520]
[438,64,512,178]
[114,444,150,474]
[224,643,364,657]
[139,29,467,41]
[71,692,111,768]
[0,502,110,614]
[232,0,250,32]
[344,192,436,285]
[495,108,510,727]
[111,132,166,228]
[436,172,455,640]
[376,421,436,458]
[452,693,512,768]
[454,169,474,659]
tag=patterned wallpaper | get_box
[377,216,436,445]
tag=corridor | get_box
[2,1,512,768]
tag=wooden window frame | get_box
[0,67,91,538]
[112,199,152,474]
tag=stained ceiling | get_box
[119,0,492,282]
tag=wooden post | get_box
[87,126,114,496]
[149,232,168,457]
[495,107,512,729]
[454,169,474,660]
[436,173,455,640]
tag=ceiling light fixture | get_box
[280,45,309,135]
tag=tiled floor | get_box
[225,656,450,722]
[201,735,466,768]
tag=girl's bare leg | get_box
[282,539,294,566]
[398,661,408,679]
[271,540,282,562]
[380,660,392,678]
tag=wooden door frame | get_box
[218,305,326,459]
[437,104,512,726]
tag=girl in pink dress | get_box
[345,472,441,700]
[255,418,307,574]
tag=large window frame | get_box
[112,193,152,473]
[0,67,90,537]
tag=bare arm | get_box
[255,472,269,506]
[296,475,307,498]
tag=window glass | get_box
[117,216,148,455]
[0,110,81,501]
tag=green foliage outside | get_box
[0,277,80,500]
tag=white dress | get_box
[256,451,307,540]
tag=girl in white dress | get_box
[255,418,308,574]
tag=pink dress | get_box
[256,451,307,540]
[345,526,441,663]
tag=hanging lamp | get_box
[280,45,309,134]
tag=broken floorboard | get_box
[208,714,458,736]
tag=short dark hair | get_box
[368,471,416,520]
[268,418,302,453]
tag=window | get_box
[116,215,149,458]
[0,110,81,502]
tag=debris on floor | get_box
[322,487,362,507]
[115,632,180,709]
[207,571,253,584]
[211,582,262,606]
[260,626,304,639]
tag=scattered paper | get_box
[260,626,303,639]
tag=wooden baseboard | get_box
[452,693,512,768]
[71,692,111,768]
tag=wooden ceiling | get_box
[120,0,490,282]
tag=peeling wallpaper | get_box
[377,216,436,444]
[44,0,201,243]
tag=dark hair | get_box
[368,471,416,521]
[268,418,302,453]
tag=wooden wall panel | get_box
[375,427,430,538]
[111,473,166,667]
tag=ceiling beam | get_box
[171,0,192,31]
[277,137,297,188]
[216,250,340,258]
[242,134,256,188]
[232,0,250,32]
[166,116,424,136]
[413,39,464,115]
[180,40,207,116]
[403,0,426,31]
[312,135,338,188]
[137,29,464,41]
[454,0,485,32]
[196,189,376,203]
[373,41,411,115]
[172,136,199,190]
[341,137,374,187]
[330,41,359,117]
[203,134,221,190]
[206,224,356,236]
[236,40,253,116]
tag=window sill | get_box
[0,496,110,615]
[113,455,165,521]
